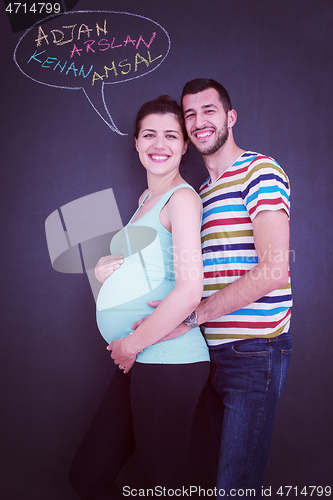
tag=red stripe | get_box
[222,165,248,178]
[204,269,291,280]
[204,269,247,278]
[202,217,251,231]
[204,310,290,330]
[248,198,288,216]
[249,155,271,164]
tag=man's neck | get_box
[203,139,245,183]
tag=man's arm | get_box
[196,208,290,324]
[132,209,290,340]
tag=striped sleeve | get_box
[242,156,290,221]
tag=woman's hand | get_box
[95,255,124,283]
[107,337,137,374]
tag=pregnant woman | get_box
[69,96,210,499]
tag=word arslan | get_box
[70,34,156,58]
[35,20,157,52]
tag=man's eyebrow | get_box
[202,103,217,109]
[184,103,217,114]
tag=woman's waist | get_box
[136,328,210,364]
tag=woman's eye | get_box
[166,134,177,139]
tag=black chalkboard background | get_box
[1,0,332,498]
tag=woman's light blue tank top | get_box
[96,184,209,364]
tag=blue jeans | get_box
[206,333,292,500]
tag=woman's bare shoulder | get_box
[169,185,201,207]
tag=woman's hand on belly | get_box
[107,336,138,373]
[95,254,124,283]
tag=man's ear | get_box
[227,109,238,128]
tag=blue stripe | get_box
[247,185,288,205]
[242,173,289,199]
[202,243,255,253]
[202,191,241,208]
[256,294,292,304]
[202,204,247,220]
[232,153,257,166]
[203,256,258,265]
[228,306,288,316]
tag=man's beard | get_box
[192,117,229,156]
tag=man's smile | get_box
[193,128,215,140]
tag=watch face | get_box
[188,312,196,322]
[185,311,197,327]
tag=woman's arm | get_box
[108,187,203,372]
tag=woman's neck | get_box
[146,171,184,199]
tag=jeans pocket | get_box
[279,348,292,397]
[231,341,270,356]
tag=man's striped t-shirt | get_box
[198,151,292,347]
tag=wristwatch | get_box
[184,310,199,328]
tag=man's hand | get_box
[107,337,137,374]
[131,300,190,343]
[95,255,124,283]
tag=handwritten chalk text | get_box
[91,50,162,85]
[26,49,163,85]
[35,20,157,55]
[69,33,157,58]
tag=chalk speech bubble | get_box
[14,10,171,135]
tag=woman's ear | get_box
[182,140,189,156]
[135,138,139,152]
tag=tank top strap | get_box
[154,183,197,213]
[129,183,198,228]
[129,191,149,223]
[142,183,197,229]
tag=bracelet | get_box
[129,332,143,353]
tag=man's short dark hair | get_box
[181,78,232,113]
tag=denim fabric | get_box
[206,334,292,500]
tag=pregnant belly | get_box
[96,299,151,344]
[96,256,173,344]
